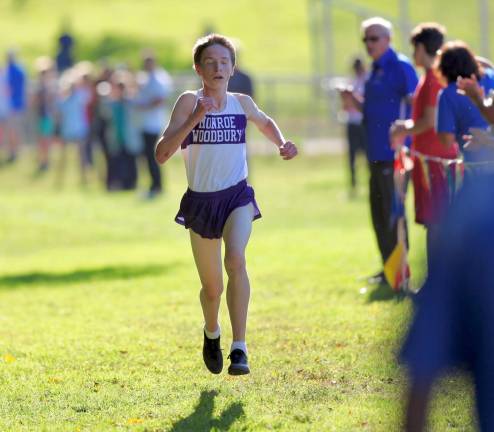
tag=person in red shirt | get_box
[390,23,459,262]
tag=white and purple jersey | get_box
[181,90,247,192]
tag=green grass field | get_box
[0,148,476,431]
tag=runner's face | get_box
[196,44,234,88]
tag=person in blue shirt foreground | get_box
[401,168,494,431]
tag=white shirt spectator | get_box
[347,74,366,124]
[135,68,173,134]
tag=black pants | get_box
[347,123,367,188]
[88,116,113,190]
[108,147,137,191]
[142,132,162,192]
[369,161,408,264]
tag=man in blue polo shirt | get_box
[360,17,418,282]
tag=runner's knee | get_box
[201,282,223,301]
[224,251,246,276]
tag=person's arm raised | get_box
[235,93,298,160]
[457,75,494,124]
[155,92,218,164]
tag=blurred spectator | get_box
[0,63,10,161]
[56,25,75,73]
[90,63,114,189]
[401,170,494,432]
[227,42,254,98]
[476,55,494,70]
[6,49,27,163]
[33,57,57,173]
[106,71,140,190]
[339,57,367,193]
[56,68,91,185]
[458,72,494,125]
[228,67,254,98]
[134,51,173,198]
[435,41,490,164]
[74,62,100,173]
[477,56,494,95]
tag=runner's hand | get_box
[192,97,218,122]
[279,141,298,160]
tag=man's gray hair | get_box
[361,17,393,36]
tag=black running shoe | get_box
[228,349,250,375]
[202,332,223,374]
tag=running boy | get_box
[155,34,298,375]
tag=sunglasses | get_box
[362,36,381,44]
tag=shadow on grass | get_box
[170,390,244,432]
[0,263,182,289]
[366,282,406,303]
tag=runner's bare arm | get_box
[235,93,298,160]
[155,92,216,164]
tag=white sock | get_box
[230,341,247,355]
[204,324,220,339]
